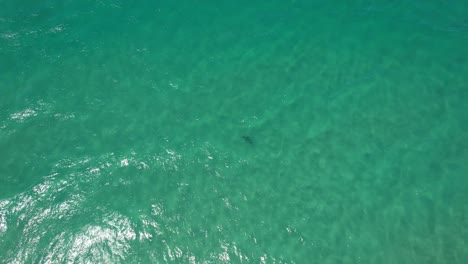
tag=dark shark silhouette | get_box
[241,135,254,145]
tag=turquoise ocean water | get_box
[1,1,467,263]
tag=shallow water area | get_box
[1,1,467,263]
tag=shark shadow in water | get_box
[241,135,254,146]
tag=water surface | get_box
[1,1,467,263]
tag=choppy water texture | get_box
[1,1,468,263]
